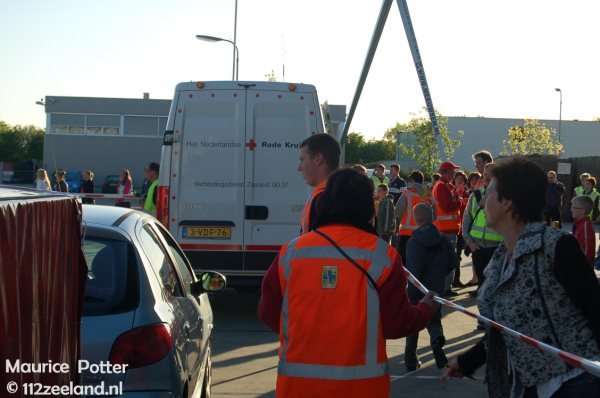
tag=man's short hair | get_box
[572,195,594,212]
[300,134,341,171]
[547,171,557,178]
[408,170,424,184]
[472,150,493,164]
[413,203,433,224]
[147,162,160,174]
[376,164,386,171]
[390,164,400,172]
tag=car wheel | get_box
[200,342,212,398]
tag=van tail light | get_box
[156,186,170,228]
[109,324,173,369]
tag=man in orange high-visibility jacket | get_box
[432,161,462,297]
[298,133,340,235]
[394,170,433,264]
[259,168,438,398]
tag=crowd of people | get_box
[259,133,600,397]
[32,162,160,216]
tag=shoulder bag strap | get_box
[313,229,379,291]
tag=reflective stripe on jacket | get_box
[431,180,460,233]
[300,180,326,235]
[399,188,431,236]
[276,225,394,397]
[468,195,502,242]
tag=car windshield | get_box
[82,237,138,316]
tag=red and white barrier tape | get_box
[71,193,141,200]
[403,268,600,378]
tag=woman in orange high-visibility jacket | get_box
[259,168,438,398]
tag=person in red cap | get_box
[431,161,463,297]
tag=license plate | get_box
[183,227,231,240]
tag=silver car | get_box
[81,205,225,398]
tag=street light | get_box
[554,88,562,143]
[196,34,239,80]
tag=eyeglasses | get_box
[571,207,584,210]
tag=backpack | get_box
[376,195,396,236]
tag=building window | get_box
[123,116,162,137]
[50,113,121,136]
[68,126,84,135]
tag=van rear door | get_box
[242,85,320,272]
[173,85,246,273]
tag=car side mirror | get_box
[191,271,226,295]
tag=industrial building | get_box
[40,94,169,192]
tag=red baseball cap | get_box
[439,161,461,171]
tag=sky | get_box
[1,0,599,140]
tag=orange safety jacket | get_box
[398,188,431,236]
[300,179,327,235]
[431,182,460,234]
[276,225,395,397]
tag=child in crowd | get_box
[80,170,95,204]
[375,184,396,243]
[571,195,596,266]
[35,169,51,191]
[404,203,458,371]
[54,170,68,192]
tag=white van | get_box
[157,81,325,286]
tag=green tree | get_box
[391,110,463,176]
[500,118,563,156]
[344,132,366,164]
[0,122,45,162]
[344,132,395,165]
[362,139,395,163]
[266,69,277,82]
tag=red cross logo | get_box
[246,139,257,151]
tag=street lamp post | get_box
[233,0,238,80]
[554,88,562,143]
[196,34,239,80]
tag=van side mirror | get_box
[191,271,226,295]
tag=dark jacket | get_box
[55,180,68,193]
[545,181,565,209]
[80,180,95,204]
[405,223,458,302]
